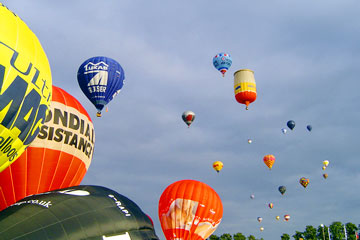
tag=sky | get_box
[2,0,360,239]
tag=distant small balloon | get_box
[287,120,295,130]
[281,128,287,134]
[268,203,274,209]
[322,166,326,170]
[250,194,255,199]
[323,173,328,179]
[257,217,263,223]
[248,139,252,144]
[323,160,329,167]
[276,216,280,220]
[182,111,195,127]
[284,214,290,221]
[212,161,223,173]
[299,177,310,188]
[260,227,264,231]
[306,125,312,131]
[278,186,286,195]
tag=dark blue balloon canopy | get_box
[77,56,125,113]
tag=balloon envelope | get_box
[299,177,310,188]
[268,203,274,209]
[0,185,159,240]
[278,186,286,195]
[323,160,329,167]
[284,215,290,221]
[212,161,223,173]
[77,56,125,116]
[250,194,255,199]
[0,4,52,172]
[182,111,195,127]
[281,128,287,134]
[212,53,232,76]
[323,173,328,179]
[257,217,263,222]
[287,120,295,130]
[158,179,223,240]
[233,69,257,110]
[306,125,312,131]
[263,154,275,170]
[0,86,95,210]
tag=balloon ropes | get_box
[0,86,95,210]
[233,69,257,110]
[77,56,125,117]
[158,179,223,240]
[0,185,159,240]
[0,4,52,172]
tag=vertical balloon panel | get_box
[0,86,94,210]
[0,4,52,172]
[159,180,223,240]
[233,69,257,110]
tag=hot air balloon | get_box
[182,111,195,127]
[263,154,275,170]
[250,194,255,199]
[257,217,263,223]
[276,216,280,220]
[299,177,309,188]
[77,56,125,117]
[323,160,329,167]
[260,227,264,232]
[213,53,232,77]
[287,120,295,130]
[0,4,52,172]
[281,128,287,134]
[158,179,223,240]
[268,203,274,209]
[234,69,257,110]
[323,173,328,179]
[284,215,290,221]
[212,161,223,173]
[248,139,252,144]
[322,166,326,170]
[278,186,286,195]
[306,125,312,131]
[0,185,159,240]
[0,86,95,211]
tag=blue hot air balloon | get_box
[213,52,232,77]
[77,56,125,117]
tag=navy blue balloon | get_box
[287,120,295,130]
[77,56,125,116]
[306,125,312,131]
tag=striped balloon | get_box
[263,154,275,170]
[234,69,257,110]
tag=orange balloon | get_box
[158,179,223,240]
[0,86,95,210]
[263,154,275,170]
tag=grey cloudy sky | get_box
[3,0,360,239]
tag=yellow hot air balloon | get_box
[322,166,326,170]
[212,161,223,173]
[260,227,264,231]
[234,69,257,110]
[0,4,52,172]
[276,216,280,220]
[323,160,329,167]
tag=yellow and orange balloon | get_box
[158,179,223,240]
[263,154,275,170]
[234,69,257,110]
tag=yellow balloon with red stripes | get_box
[0,3,52,172]
[263,154,275,170]
[212,161,223,173]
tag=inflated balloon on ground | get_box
[158,179,223,240]
[0,185,159,240]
